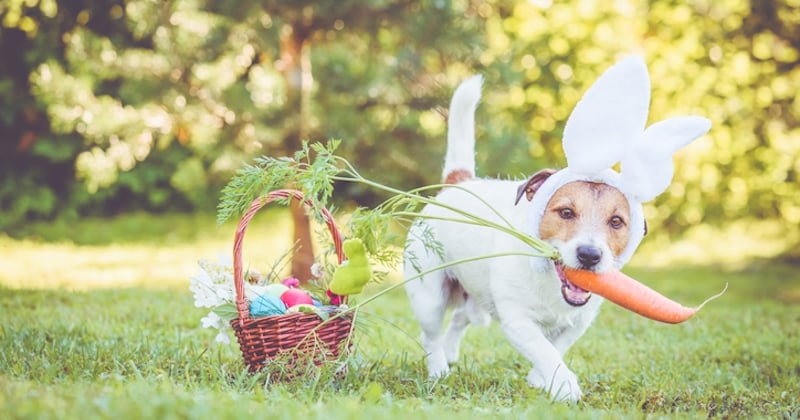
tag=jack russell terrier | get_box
[403,56,711,402]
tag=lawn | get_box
[1,211,798,419]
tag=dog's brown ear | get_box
[515,168,556,205]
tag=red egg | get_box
[280,288,313,307]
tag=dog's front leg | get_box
[550,307,600,355]
[496,313,582,402]
[488,255,582,402]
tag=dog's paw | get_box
[428,364,450,379]
[527,365,582,403]
[427,351,451,379]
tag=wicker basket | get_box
[229,189,354,374]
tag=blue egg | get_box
[249,294,287,317]
[312,299,322,307]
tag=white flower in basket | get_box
[189,256,270,344]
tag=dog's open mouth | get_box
[554,261,592,306]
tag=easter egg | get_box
[262,283,289,297]
[249,294,286,317]
[280,288,313,307]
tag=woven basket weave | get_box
[229,189,354,373]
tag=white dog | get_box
[403,57,710,402]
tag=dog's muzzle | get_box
[554,261,592,306]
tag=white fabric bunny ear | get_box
[562,55,650,175]
[620,116,711,202]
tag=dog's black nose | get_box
[577,245,602,267]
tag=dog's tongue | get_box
[562,283,592,306]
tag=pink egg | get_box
[280,288,313,307]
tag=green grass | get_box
[1,212,799,419]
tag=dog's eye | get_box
[558,208,575,219]
[609,215,625,229]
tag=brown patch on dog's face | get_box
[539,181,631,260]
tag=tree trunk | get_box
[289,197,314,281]
[278,20,315,282]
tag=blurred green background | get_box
[1,0,798,260]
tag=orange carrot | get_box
[564,268,727,324]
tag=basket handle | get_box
[233,189,345,321]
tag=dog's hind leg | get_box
[443,293,489,364]
[405,270,451,378]
[443,303,469,364]
[404,233,452,378]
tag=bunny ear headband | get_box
[526,55,711,267]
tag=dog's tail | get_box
[442,75,483,184]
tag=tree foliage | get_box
[1,0,798,245]
[473,0,800,232]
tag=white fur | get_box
[442,75,483,180]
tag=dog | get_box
[403,58,710,402]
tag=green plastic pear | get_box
[329,238,372,295]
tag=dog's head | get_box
[516,169,646,306]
